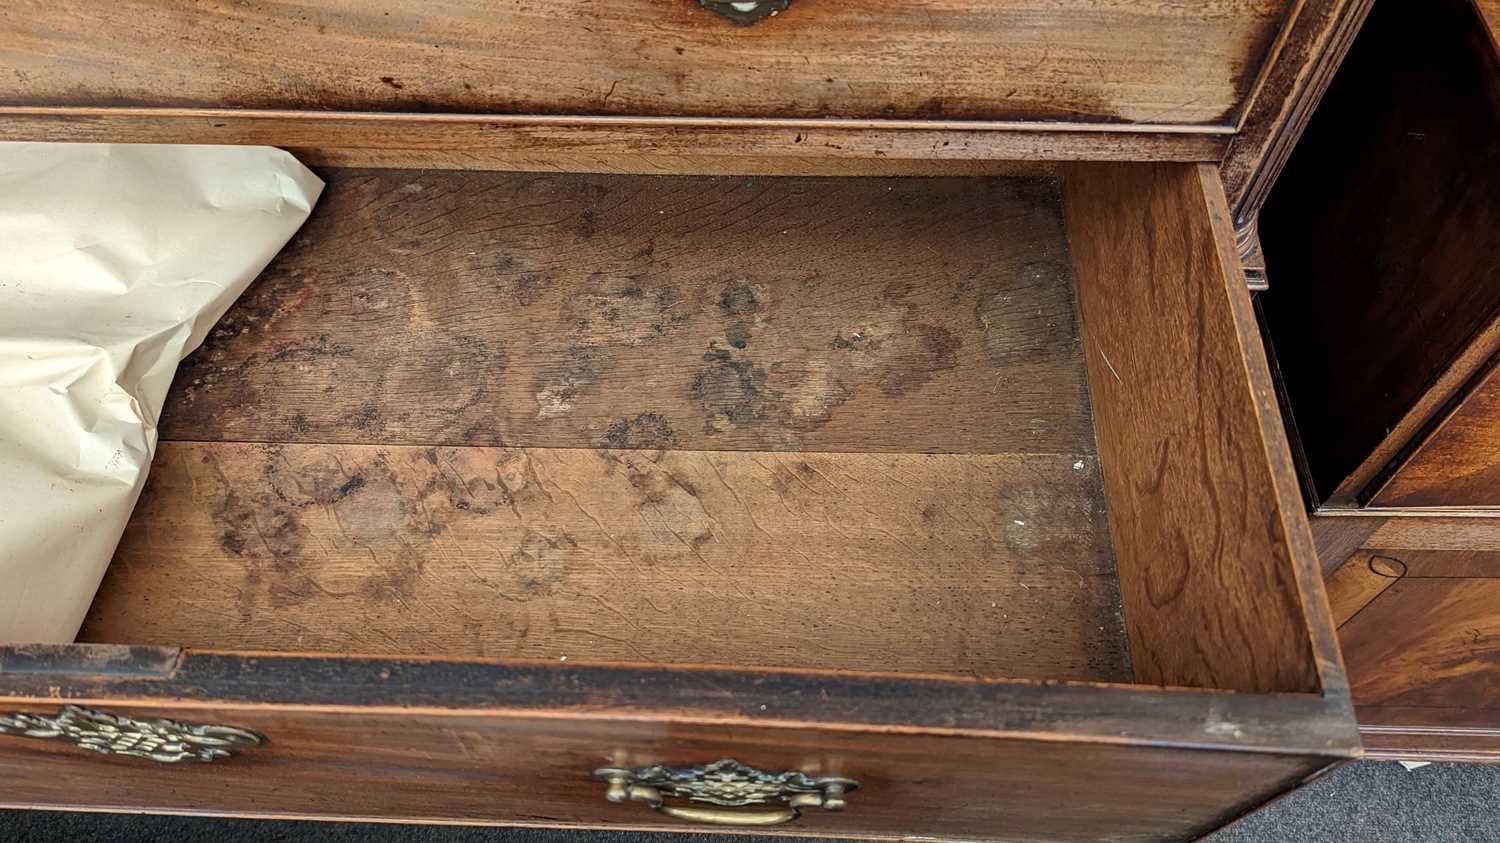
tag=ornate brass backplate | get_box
[0,705,264,763]
[595,758,858,826]
[698,1,792,25]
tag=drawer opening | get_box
[65,161,1326,696]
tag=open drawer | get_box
[0,161,1356,842]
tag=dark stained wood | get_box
[0,0,1377,826]
[1371,357,1500,507]
[1324,552,1405,627]
[1361,724,1500,763]
[80,442,1129,682]
[0,647,1359,754]
[1368,517,1500,550]
[289,149,1059,178]
[0,110,1232,167]
[0,640,1361,838]
[0,644,180,680]
[1063,162,1333,694]
[1258,0,1500,503]
[0,151,1361,836]
[1341,578,1500,712]
[160,169,1096,456]
[1220,0,1375,235]
[0,639,1360,838]
[3,1,1293,125]
[1337,315,1500,506]
[0,699,1329,841]
[1309,514,1385,576]
[1323,517,1500,759]
[1361,548,1500,578]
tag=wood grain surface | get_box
[1359,725,1500,763]
[1480,0,1500,44]
[81,442,1129,681]
[1324,515,1500,759]
[1341,577,1500,710]
[1258,0,1500,503]
[1368,517,1500,550]
[1309,514,1384,575]
[1371,358,1500,507]
[1064,162,1327,694]
[1324,552,1405,626]
[1365,548,1500,577]
[0,644,1360,753]
[282,149,1060,179]
[4,0,1292,125]
[159,169,1094,456]
[1338,318,1500,507]
[0,110,1233,170]
[0,701,1327,842]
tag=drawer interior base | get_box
[78,168,1132,682]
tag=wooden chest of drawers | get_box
[0,2,1373,839]
[1260,0,1500,763]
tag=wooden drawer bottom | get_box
[1,161,1356,841]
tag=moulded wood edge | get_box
[0,647,1363,757]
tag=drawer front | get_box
[0,702,1323,841]
[1325,527,1500,760]
[6,0,1290,127]
[1371,359,1500,507]
[0,646,1356,841]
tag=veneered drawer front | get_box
[1325,538,1500,760]
[1371,359,1500,508]
[0,702,1322,842]
[0,647,1355,842]
[4,0,1289,127]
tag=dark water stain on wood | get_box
[717,279,764,317]
[878,324,961,396]
[975,261,1077,367]
[564,271,688,347]
[98,442,1127,679]
[573,209,598,240]
[470,251,553,307]
[598,412,679,449]
[535,344,613,420]
[341,404,386,436]
[725,321,753,349]
[160,170,1093,455]
[690,346,778,434]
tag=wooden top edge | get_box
[1229,0,1310,133]
[0,647,1360,755]
[0,109,1230,164]
[0,106,1240,136]
[1315,506,1500,518]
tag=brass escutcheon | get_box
[0,705,263,763]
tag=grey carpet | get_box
[1,762,1496,841]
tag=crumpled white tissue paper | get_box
[0,143,322,643]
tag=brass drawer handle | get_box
[595,758,857,827]
[698,1,791,25]
[0,705,263,763]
